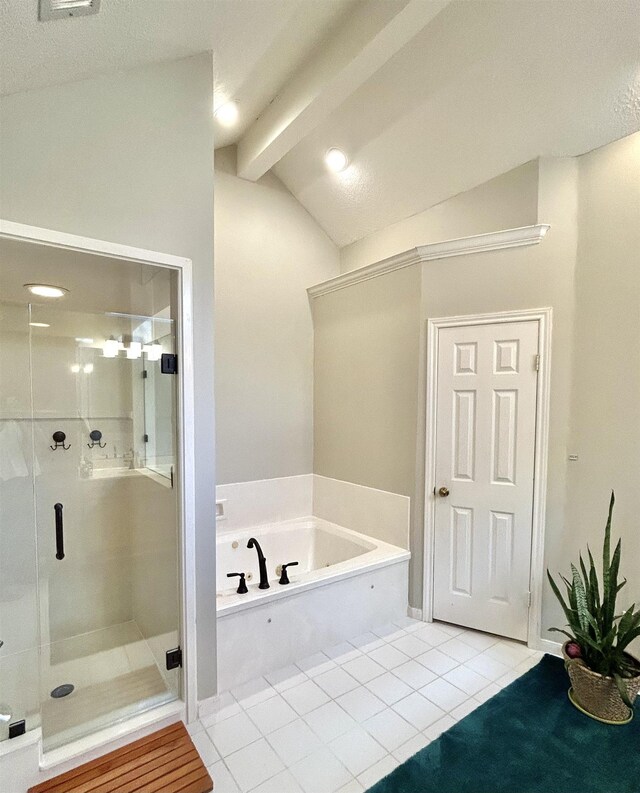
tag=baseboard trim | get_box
[407,607,423,620]
[197,694,224,720]
[530,637,562,657]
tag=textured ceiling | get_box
[273,0,640,247]
[0,236,173,321]
[213,0,359,147]
[0,0,356,147]
[2,0,638,249]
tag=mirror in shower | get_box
[141,329,176,484]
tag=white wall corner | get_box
[529,637,562,657]
[198,691,232,720]
[215,474,314,531]
[214,474,410,551]
[312,474,410,550]
[407,606,423,620]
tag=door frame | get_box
[422,307,552,648]
[0,219,198,722]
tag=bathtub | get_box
[216,517,410,691]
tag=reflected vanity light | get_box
[75,337,94,344]
[102,338,119,358]
[126,342,142,359]
[143,343,162,361]
[29,322,50,328]
[102,337,146,359]
[70,364,81,373]
[83,363,94,374]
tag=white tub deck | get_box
[216,517,410,691]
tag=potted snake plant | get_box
[547,492,640,723]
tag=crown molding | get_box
[307,224,551,298]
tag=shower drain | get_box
[51,684,74,699]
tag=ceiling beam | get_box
[236,0,449,182]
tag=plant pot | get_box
[562,641,640,724]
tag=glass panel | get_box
[0,302,40,742]
[142,329,175,483]
[29,302,181,751]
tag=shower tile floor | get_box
[41,621,178,751]
[192,619,543,793]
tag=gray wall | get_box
[215,146,339,484]
[418,157,579,629]
[0,54,218,698]
[315,135,640,648]
[313,265,421,498]
[341,162,540,272]
[313,158,579,617]
[566,132,640,624]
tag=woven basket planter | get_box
[562,642,640,723]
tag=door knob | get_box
[438,486,450,498]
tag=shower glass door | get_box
[29,303,181,751]
[0,302,40,743]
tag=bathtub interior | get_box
[216,519,376,594]
[313,525,376,567]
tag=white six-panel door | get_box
[432,320,539,641]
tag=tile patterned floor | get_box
[188,619,542,793]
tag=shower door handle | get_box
[54,503,65,560]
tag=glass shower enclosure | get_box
[0,236,183,752]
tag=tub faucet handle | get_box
[227,572,248,594]
[279,562,299,586]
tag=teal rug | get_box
[367,655,640,793]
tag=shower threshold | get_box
[40,621,178,752]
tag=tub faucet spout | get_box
[247,537,270,589]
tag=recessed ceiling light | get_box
[215,101,239,127]
[29,322,50,328]
[24,283,69,299]
[325,148,349,173]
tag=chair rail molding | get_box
[307,224,551,298]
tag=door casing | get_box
[422,308,552,649]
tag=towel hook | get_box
[50,431,70,451]
[87,429,106,449]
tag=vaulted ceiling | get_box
[0,0,357,146]
[268,0,640,246]
[1,0,639,249]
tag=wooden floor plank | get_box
[88,744,198,793]
[30,724,183,793]
[131,757,203,793]
[173,768,214,793]
[50,734,189,793]
[28,722,213,793]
